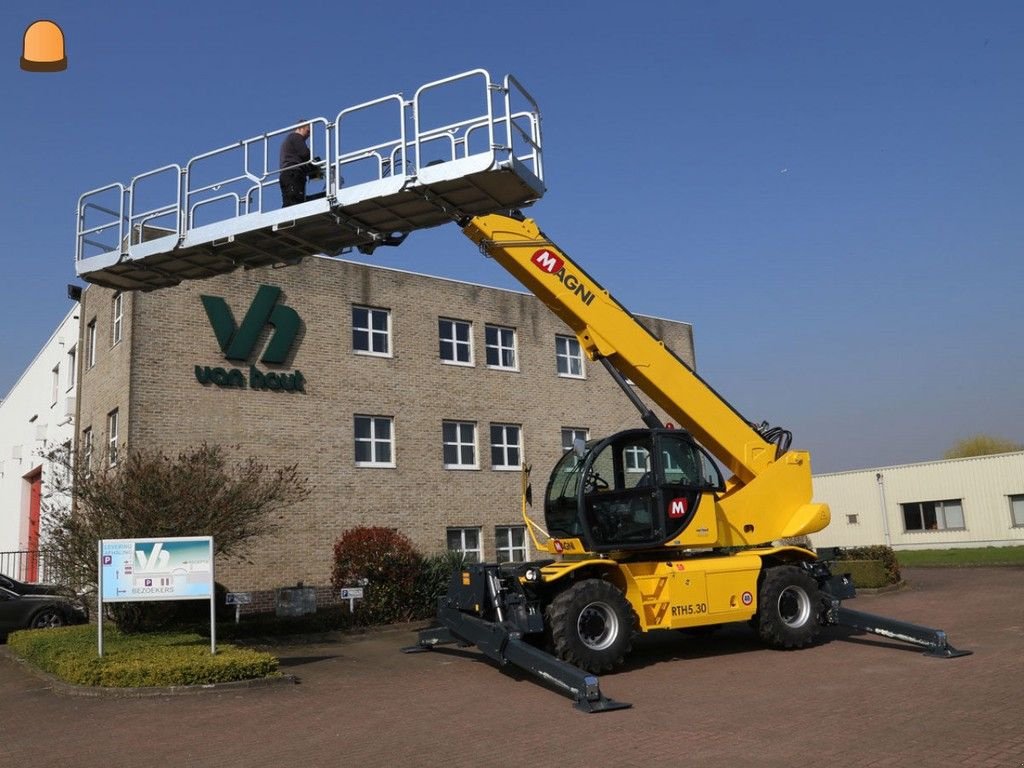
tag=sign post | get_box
[340,586,364,613]
[97,536,215,656]
[225,592,252,624]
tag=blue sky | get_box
[3,1,1022,473]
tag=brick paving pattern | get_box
[1,567,1021,768]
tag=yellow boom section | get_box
[463,213,773,483]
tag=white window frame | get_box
[352,305,392,357]
[561,427,589,453]
[1010,494,1024,528]
[112,292,123,346]
[354,415,395,468]
[443,421,478,470]
[624,445,650,473]
[107,409,119,467]
[66,345,76,391]
[555,335,585,378]
[82,427,93,470]
[85,319,97,369]
[489,423,522,471]
[439,318,474,366]
[495,525,528,563]
[901,498,965,532]
[51,364,60,406]
[485,324,518,371]
[447,527,483,563]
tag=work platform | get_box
[75,70,544,291]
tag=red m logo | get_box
[669,498,689,518]
[531,249,563,274]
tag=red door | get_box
[26,469,42,582]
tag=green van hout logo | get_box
[195,285,305,392]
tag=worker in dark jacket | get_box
[279,121,321,207]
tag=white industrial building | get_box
[0,307,78,578]
[810,452,1024,550]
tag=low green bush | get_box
[833,545,902,586]
[415,549,466,613]
[7,624,278,687]
[832,559,889,589]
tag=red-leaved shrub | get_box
[331,527,424,624]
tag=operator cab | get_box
[544,428,725,552]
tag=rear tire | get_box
[546,579,635,673]
[756,565,821,649]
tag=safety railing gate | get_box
[75,69,544,291]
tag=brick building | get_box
[75,256,695,596]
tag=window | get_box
[555,335,584,378]
[81,427,92,469]
[352,305,391,356]
[490,424,522,470]
[485,325,517,370]
[51,364,60,406]
[66,346,76,391]
[439,318,473,365]
[495,525,528,563]
[561,427,589,453]
[447,527,482,563]
[443,421,478,469]
[112,292,123,345]
[624,444,650,473]
[1010,495,1024,527]
[354,415,395,467]
[85,319,97,368]
[107,410,119,466]
[901,499,965,532]
[847,514,859,525]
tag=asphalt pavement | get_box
[1,567,1021,768]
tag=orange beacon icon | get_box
[21,20,67,72]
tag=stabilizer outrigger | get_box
[403,562,631,713]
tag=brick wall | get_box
[78,256,695,596]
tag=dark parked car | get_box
[0,573,72,597]
[0,586,89,642]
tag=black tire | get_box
[29,608,66,630]
[756,565,822,649]
[546,579,635,673]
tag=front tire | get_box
[29,608,66,630]
[756,565,822,649]
[546,579,635,673]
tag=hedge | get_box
[832,545,902,587]
[7,625,279,687]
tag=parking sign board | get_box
[100,537,214,602]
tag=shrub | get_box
[414,549,466,615]
[41,443,310,634]
[836,545,902,585]
[331,527,424,625]
[7,625,278,687]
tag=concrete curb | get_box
[855,579,908,596]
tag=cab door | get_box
[655,432,725,542]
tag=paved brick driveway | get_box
[1,567,1021,768]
